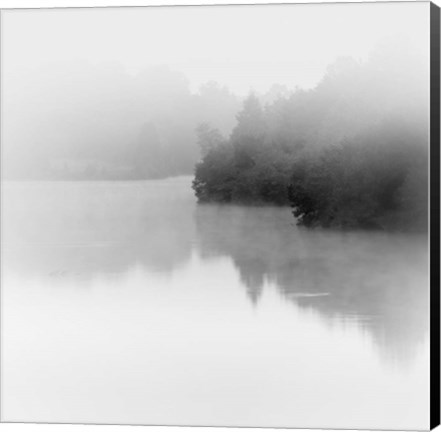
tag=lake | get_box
[0,177,429,429]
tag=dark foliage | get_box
[288,123,428,230]
[192,43,428,231]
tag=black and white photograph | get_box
[0,1,439,430]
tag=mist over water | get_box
[1,178,429,428]
[0,2,431,429]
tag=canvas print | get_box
[0,2,439,430]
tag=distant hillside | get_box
[2,64,240,180]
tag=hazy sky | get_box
[2,2,429,94]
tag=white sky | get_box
[2,2,429,94]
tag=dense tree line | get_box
[192,43,428,231]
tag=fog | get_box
[0,3,432,428]
[1,2,429,181]
[1,3,427,92]
[1,177,429,428]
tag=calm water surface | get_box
[1,177,429,429]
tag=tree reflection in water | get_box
[2,178,428,366]
[194,203,428,365]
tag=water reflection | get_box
[194,203,429,365]
[1,177,429,366]
[2,179,195,277]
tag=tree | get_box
[231,93,266,143]
[195,123,225,158]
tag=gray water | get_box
[1,177,429,430]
